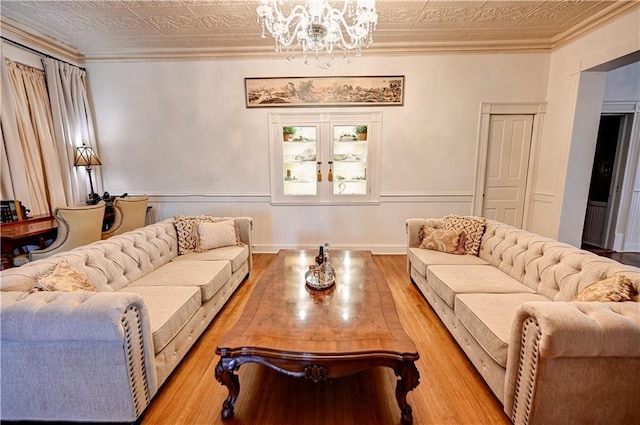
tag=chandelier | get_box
[257,0,378,67]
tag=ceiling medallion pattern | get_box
[417,8,478,23]
[0,1,636,61]
[472,7,538,22]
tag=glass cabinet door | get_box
[282,126,318,196]
[332,125,369,197]
[269,112,380,204]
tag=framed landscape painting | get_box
[245,76,404,108]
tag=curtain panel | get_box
[2,60,66,215]
[1,55,99,215]
[43,58,100,207]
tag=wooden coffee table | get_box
[215,250,420,423]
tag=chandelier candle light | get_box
[257,0,378,67]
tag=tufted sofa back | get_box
[479,220,640,300]
[1,220,178,293]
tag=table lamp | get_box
[74,143,102,205]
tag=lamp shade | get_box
[74,144,102,167]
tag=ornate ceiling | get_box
[1,1,638,62]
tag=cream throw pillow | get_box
[419,226,467,255]
[442,214,487,256]
[573,275,636,302]
[174,215,228,255]
[34,260,97,292]
[196,220,239,251]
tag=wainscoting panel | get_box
[528,192,556,238]
[624,190,640,252]
[146,193,473,254]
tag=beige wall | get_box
[86,53,549,252]
[533,8,640,244]
[85,8,640,252]
[605,61,640,102]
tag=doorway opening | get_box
[581,114,632,249]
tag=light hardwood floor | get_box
[141,254,511,425]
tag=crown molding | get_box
[0,17,84,65]
[75,40,553,63]
[551,2,640,49]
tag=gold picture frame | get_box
[245,76,404,108]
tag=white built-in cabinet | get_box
[269,112,381,204]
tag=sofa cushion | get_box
[119,285,201,354]
[552,256,640,302]
[127,260,232,303]
[408,248,489,277]
[455,293,549,367]
[172,245,249,273]
[428,264,536,309]
[478,220,640,299]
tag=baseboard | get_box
[612,233,625,252]
[622,242,640,252]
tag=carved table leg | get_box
[394,360,420,424]
[215,358,240,419]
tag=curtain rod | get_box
[1,36,86,70]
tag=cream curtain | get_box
[1,126,16,199]
[1,60,31,205]
[2,60,66,215]
[43,58,99,206]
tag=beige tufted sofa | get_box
[406,218,640,425]
[0,217,253,422]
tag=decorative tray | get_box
[305,268,335,291]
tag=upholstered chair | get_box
[101,195,149,239]
[19,201,106,263]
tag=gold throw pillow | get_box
[34,260,97,292]
[419,226,467,255]
[573,274,636,302]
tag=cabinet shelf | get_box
[333,155,362,162]
[334,139,367,144]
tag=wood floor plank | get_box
[141,253,511,425]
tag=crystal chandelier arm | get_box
[257,0,377,65]
[259,2,310,49]
[283,14,311,48]
[326,10,370,50]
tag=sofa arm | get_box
[1,291,157,422]
[504,301,640,425]
[235,216,254,271]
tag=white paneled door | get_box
[482,114,534,227]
